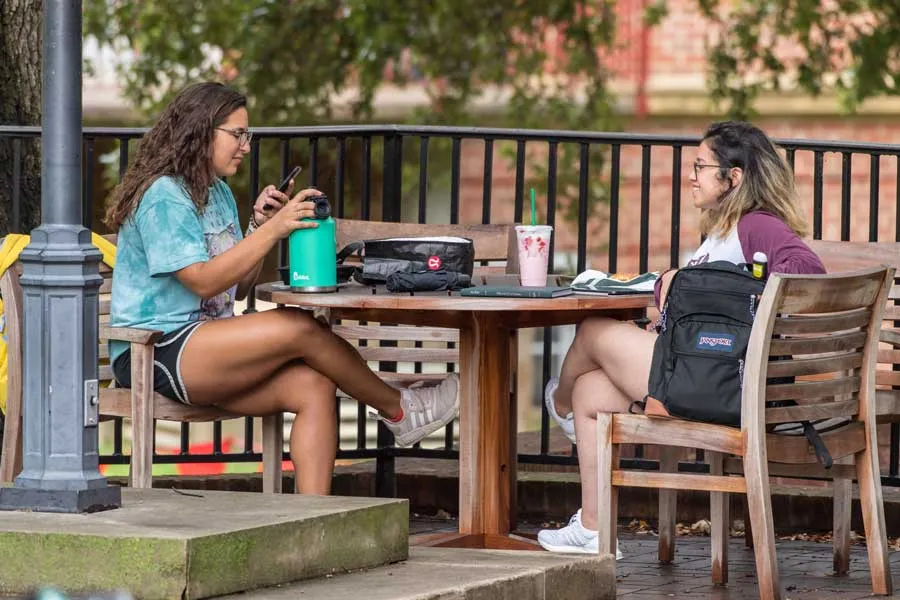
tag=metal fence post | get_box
[375,133,404,497]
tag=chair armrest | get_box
[103,326,164,345]
[881,328,900,348]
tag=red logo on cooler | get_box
[427,256,442,270]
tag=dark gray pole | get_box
[0,0,121,513]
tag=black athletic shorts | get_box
[112,321,205,405]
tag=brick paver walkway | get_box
[614,532,896,599]
[411,516,899,599]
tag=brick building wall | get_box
[453,115,899,278]
[450,0,900,275]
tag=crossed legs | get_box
[554,316,656,529]
[178,307,404,495]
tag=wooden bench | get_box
[0,235,286,492]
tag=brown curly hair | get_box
[104,82,247,231]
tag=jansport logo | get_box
[696,332,735,352]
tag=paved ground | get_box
[411,515,900,599]
[612,533,897,599]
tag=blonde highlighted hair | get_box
[699,121,808,239]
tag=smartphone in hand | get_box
[277,166,303,193]
[264,166,303,210]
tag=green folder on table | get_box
[460,285,574,299]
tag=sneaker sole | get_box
[537,539,598,554]
[538,538,623,560]
[394,384,460,447]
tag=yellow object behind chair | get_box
[0,233,116,414]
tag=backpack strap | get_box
[768,398,835,469]
[802,421,833,469]
[336,241,364,264]
[629,397,647,414]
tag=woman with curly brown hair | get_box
[106,82,459,494]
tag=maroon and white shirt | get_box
[655,211,825,307]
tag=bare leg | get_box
[564,318,656,530]
[175,308,402,495]
[180,308,401,416]
[572,371,631,529]
[554,317,656,417]
[208,359,337,494]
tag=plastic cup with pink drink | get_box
[515,225,553,287]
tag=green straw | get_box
[530,188,536,225]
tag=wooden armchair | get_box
[654,241,900,577]
[0,236,285,492]
[598,267,895,600]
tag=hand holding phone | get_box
[262,166,303,211]
[277,166,303,193]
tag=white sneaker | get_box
[537,509,623,559]
[378,374,460,447]
[544,377,576,443]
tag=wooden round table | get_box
[257,281,654,550]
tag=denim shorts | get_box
[112,321,205,405]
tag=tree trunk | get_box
[0,0,42,236]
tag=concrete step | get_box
[0,488,408,599]
[227,547,615,600]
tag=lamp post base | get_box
[0,484,122,514]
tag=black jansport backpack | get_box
[644,261,763,427]
[642,260,833,467]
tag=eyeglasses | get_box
[692,162,721,178]
[217,127,253,147]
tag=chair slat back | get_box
[331,219,518,395]
[97,234,116,384]
[743,268,893,432]
[0,267,25,481]
[807,240,900,420]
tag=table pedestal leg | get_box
[410,314,540,550]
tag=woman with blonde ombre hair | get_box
[537,121,825,556]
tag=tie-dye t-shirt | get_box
[109,176,243,365]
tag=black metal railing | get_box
[1,124,898,486]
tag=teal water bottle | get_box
[288,195,337,292]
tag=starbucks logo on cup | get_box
[427,256,442,270]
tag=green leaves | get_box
[83,0,621,232]
[692,0,900,118]
[84,0,619,133]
